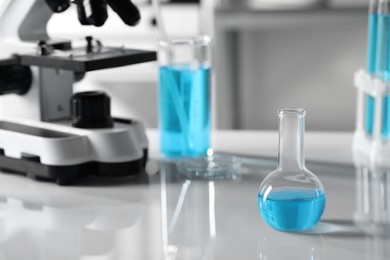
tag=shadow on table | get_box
[72,172,150,187]
[303,219,368,238]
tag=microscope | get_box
[0,0,157,185]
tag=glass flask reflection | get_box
[257,228,324,260]
[258,108,326,232]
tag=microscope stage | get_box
[20,47,157,72]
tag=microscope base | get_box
[0,119,148,185]
[0,153,146,185]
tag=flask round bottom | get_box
[257,189,326,232]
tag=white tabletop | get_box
[0,130,385,260]
[148,129,354,164]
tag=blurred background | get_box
[48,0,368,131]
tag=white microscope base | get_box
[0,118,148,185]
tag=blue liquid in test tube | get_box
[375,1,390,138]
[365,0,378,136]
[159,65,211,158]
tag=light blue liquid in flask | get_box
[159,65,211,158]
[258,190,325,231]
[258,109,326,232]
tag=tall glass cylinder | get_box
[158,36,212,158]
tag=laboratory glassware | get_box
[257,108,326,232]
[176,153,242,179]
[158,36,212,158]
[365,0,378,136]
[364,0,390,139]
[376,0,390,138]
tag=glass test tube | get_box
[365,0,390,139]
[365,0,378,135]
[376,0,390,138]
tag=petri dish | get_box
[176,153,242,180]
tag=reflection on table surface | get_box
[0,155,388,259]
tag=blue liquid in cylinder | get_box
[159,65,211,158]
[258,190,326,232]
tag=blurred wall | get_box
[238,23,366,131]
[214,6,367,131]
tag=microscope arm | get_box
[0,0,53,42]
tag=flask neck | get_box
[277,109,305,171]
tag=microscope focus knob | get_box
[0,64,32,95]
[71,91,114,129]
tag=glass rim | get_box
[159,35,213,48]
[278,108,306,117]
